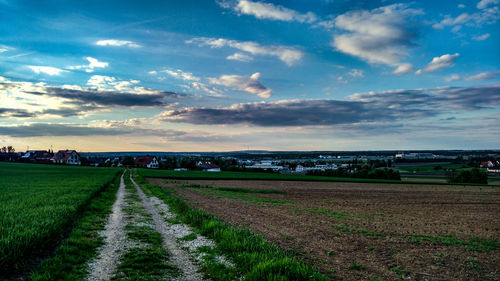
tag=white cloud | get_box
[187,37,303,66]
[393,63,414,75]
[416,53,459,74]
[348,69,364,78]
[477,0,498,9]
[0,44,13,53]
[458,4,466,8]
[191,82,224,97]
[220,0,316,23]
[445,71,500,82]
[68,57,108,73]
[208,72,272,98]
[332,4,421,74]
[466,71,500,80]
[162,69,200,81]
[433,6,500,29]
[445,74,461,82]
[148,70,158,75]
[95,39,141,48]
[472,33,490,41]
[87,75,141,92]
[227,52,253,62]
[28,66,67,76]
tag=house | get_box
[487,161,500,173]
[20,150,53,163]
[135,156,159,169]
[52,150,81,165]
[198,162,220,172]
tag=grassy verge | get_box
[139,168,497,186]
[133,169,328,281]
[112,171,179,281]
[29,170,122,281]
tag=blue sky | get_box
[0,0,499,151]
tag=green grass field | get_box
[0,162,120,275]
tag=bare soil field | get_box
[148,178,500,281]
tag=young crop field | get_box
[147,177,500,280]
[0,162,120,276]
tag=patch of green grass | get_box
[390,266,407,278]
[409,234,498,252]
[465,258,482,272]
[29,171,122,281]
[126,225,162,245]
[192,245,240,280]
[112,246,179,281]
[133,169,328,281]
[348,262,365,270]
[0,162,120,275]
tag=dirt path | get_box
[86,172,129,281]
[129,174,205,281]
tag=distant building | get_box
[135,156,159,169]
[21,150,53,164]
[486,160,500,173]
[198,162,221,172]
[52,150,81,165]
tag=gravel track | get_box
[86,172,128,281]
[129,174,205,281]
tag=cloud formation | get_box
[208,72,272,98]
[95,39,141,48]
[226,52,253,62]
[68,57,108,73]
[220,0,316,23]
[472,33,490,41]
[332,4,421,74]
[28,66,67,76]
[0,76,181,119]
[446,71,500,81]
[158,84,500,126]
[186,37,303,66]
[416,53,459,74]
[162,69,200,81]
[433,4,500,29]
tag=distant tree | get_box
[1,147,6,153]
[448,168,487,184]
[122,156,135,166]
[7,146,14,153]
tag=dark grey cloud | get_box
[0,123,185,138]
[0,108,36,118]
[31,87,180,107]
[159,84,500,126]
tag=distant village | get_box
[1,146,499,175]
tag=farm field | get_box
[0,162,120,276]
[148,177,500,280]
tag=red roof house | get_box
[135,156,159,169]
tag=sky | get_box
[0,0,499,152]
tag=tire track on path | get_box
[86,172,128,281]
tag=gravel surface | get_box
[86,172,129,281]
[130,175,205,281]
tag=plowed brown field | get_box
[148,178,499,281]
